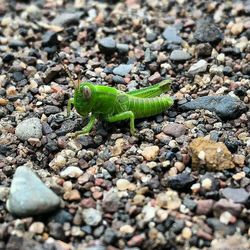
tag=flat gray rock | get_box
[221,188,250,204]
[52,12,83,26]
[113,64,133,76]
[15,117,42,141]
[7,166,60,217]
[179,95,247,120]
[170,49,191,61]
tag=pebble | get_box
[60,166,83,179]
[52,12,83,26]
[219,211,235,225]
[221,188,250,204]
[120,225,135,234]
[6,165,60,217]
[148,72,162,84]
[194,19,223,44]
[188,59,208,75]
[116,43,129,53]
[98,37,116,54]
[162,27,182,44]
[182,227,192,239]
[113,64,133,76]
[82,208,102,226]
[163,123,186,138]
[156,190,181,210]
[170,50,191,61]
[195,43,213,57]
[231,22,244,35]
[180,95,247,120]
[29,222,45,234]
[116,179,131,191]
[211,234,250,249]
[196,199,215,215]
[15,117,42,141]
[168,173,195,191]
[140,146,159,161]
[201,178,212,190]
[102,189,120,212]
[189,137,235,171]
[213,198,243,216]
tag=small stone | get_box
[170,49,191,61]
[231,22,244,35]
[49,154,67,171]
[7,166,60,217]
[116,179,131,191]
[102,189,120,212]
[201,178,212,190]
[111,138,128,156]
[168,173,195,191]
[127,234,145,247]
[233,154,245,167]
[141,146,159,161]
[219,211,236,225]
[195,43,213,57]
[99,37,116,54]
[148,72,162,84]
[188,59,208,75]
[182,227,192,239]
[209,65,224,76]
[163,123,186,138]
[116,43,129,53]
[162,26,182,44]
[64,189,81,201]
[29,222,45,234]
[15,118,42,141]
[60,166,83,178]
[216,53,225,62]
[189,137,235,171]
[196,199,215,215]
[174,161,185,172]
[0,98,8,106]
[82,208,102,226]
[120,225,135,234]
[113,64,133,76]
[52,12,83,26]
[194,19,223,44]
[12,71,25,82]
[232,171,246,181]
[221,188,250,204]
[0,186,9,202]
[211,234,250,250]
[156,190,181,210]
[213,198,243,216]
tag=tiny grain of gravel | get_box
[0,0,250,250]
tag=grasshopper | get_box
[62,62,174,136]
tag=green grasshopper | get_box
[62,63,174,136]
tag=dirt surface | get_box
[0,0,250,250]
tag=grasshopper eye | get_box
[83,86,92,100]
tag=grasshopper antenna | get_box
[56,52,78,89]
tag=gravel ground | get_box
[0,0,250,250]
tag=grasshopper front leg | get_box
[74,114,96,136]
[106,111,135,135]
[67,98,74,117]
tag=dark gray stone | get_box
[179,95,247,120]
[42,31,58,47]
[168,173,195,191]
[194,19,223,44]
[98,37,116,54]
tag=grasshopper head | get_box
[73,82,95,116]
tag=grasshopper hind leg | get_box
[106,111,135,135]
